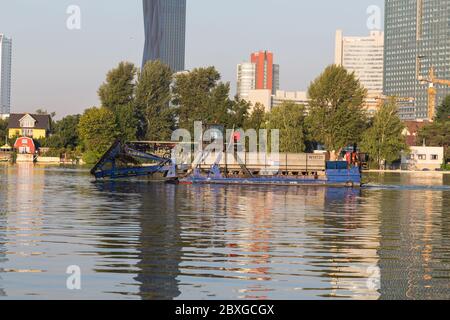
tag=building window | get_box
[408,154,415,160]
[418,154,426,160]
[22,129,33,137]
[431,155,439,160]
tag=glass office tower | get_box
[0,34,12,116]
[142,0,187,72]
[384,0,450,120]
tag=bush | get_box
[40,148,64,157]
[82,151,101,165]
[442,164,450,171]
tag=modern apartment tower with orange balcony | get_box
[251,51,280,94]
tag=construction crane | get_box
[417,57,450,121]
[375,95,415,108]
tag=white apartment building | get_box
[237,62,256,100]
[401,146,444,171]
[335,30,384,114]
[248,89,309,113]
[0,34,12,116]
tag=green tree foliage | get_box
[173,67,235,131]
[436,95,450,122]
[229,97,251,129]
[307,65,367,158]
[97,62,138,141]
[418,121,450,162]
[266,102,308,153]
[45,115,81,149]
[244,103,266,131]
[35,109,56,118]
[98,62,137,111]
[78,107,119,163]
[0,118,7,142]
[135,60,174,141]
[361,99,409,168]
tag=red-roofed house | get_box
[402,121,429,147]
[14,137,36,154]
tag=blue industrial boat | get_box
[91,141,362,188]
[179,161,362,187]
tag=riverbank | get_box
[364,169,450,175]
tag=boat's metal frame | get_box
[91,140,362,187]
[90,140,176,180]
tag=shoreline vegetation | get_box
[1,162,449,175]
[1,61,449,169]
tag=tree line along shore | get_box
[0,61,449,169]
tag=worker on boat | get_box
[346,151,352,168]
[233,131,241,153]
[351,144,360,168]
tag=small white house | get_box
[401,146,444,171]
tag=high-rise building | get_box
[142,0,187,72]
[335,30,384,115]
[384,0,450,120]
[237,62,256,100]
[247,89,309,113]
[0,34,12,116]
[251,51,280,94]
[237,51,280,100]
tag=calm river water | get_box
[0,163,450,300]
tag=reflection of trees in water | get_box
[0,186,5,297]
[135,184,181,300]
[306,188,382,299]
[0,187,6,296]
[93,182,182,300]
[377,188,450,300]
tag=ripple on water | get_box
[0,165,449,299]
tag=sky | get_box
[0,0,383,119]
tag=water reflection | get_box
[0,165,7,296]
[0,166,449,299]
[93,182,182,300]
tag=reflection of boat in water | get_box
[91,141,362,187]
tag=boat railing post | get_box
[306,154,308,175]
[286,153,288,175]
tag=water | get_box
[0,163,450,300]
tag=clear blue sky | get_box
[0,0,383,118]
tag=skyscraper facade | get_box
[384,0,450,120]
[142,0,187,72]
[251,51,280,94]
[237,51,280,101]
[236,62,256,100]
[0,34,12,116]
[335,30,384,115]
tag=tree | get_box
[229,97,251,129]
[98,62,137,111]
[266,102,308,153]
[436,95,450,122]
[47,115,81,149]
[135,60,174,141]
[0,118,7,143]
[361,99,409,169]
[173,67,233,132]
[244,103,266,131]
[35,109,56,118]
[307,65,368,159]
[418,121,450,162]
[78,107,119,163]
[98,62,138,141]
